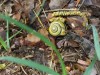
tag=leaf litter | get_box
[0,0,100,75]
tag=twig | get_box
[0,0,7,7]
[8,29,22,40]
[6,62,13,67]
[21,66,28,75]
[44,9,78,13]
[78,0,85,10]
[38,0,50,26]
[23,55,33,59]
[32,0,46,23]
[33,9,45,28]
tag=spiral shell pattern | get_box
[49,21,66,36]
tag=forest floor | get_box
[0,0,100,75]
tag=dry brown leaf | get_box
[86,58,91,65]
[38,28,49,38]
[75,64,86,71]
[67,17,85,37]
[77,59,90,66]
[74,29,85,37]
[49,36,55,45]
[25,34,40,45]
[57,39,66,48]
[76,0,81,6]
[67,18,82,28]
[69,70,81,75]
[66,66,71,72]
[66,40,79,47]
[57,38,79,48]
[12,13,21,20]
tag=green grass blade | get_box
[83,54,97,75]
[0,56,59,75]
[84,25,100,75]
[92,25,100,60]
[0,29,22,47]
[0,13,67,75]
[8,29,22,41]
[0,36,8,50]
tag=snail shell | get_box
[49,21,66,36]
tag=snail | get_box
[49,17,66,36]
[48,10,89,36]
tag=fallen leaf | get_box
[38,28,49,38]
[69,70,81,75]
[67,17,85,36]
[65,40,79,47]
[77,59,90,66]
[74,29,85,37]
[12,13,21,20]
[67,17,82,29]
[57,39,66,48]
[25,34,40,45]
[49,36,55,45]
[66,66,71,72]
[76,0,81,6]
[75,64,86,71]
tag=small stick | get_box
[21,66,28,75]
[32,0,46,23]
[44,9,78,13]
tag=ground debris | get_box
[0,0,100,75]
